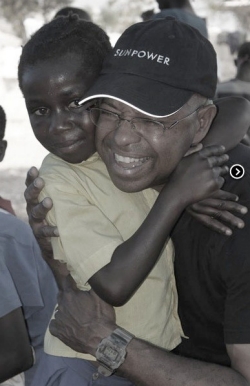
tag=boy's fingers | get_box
[199,145,226,158]
[208,154,229,168]
[219,165,229,176]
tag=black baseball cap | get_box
[80,17,217,117]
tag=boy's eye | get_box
[69,100,82,109]
[34,107,49,116]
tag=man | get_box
[25,17,250,385]
[217,42,250,145]
[152,0,208,38]
[46,17,250,385]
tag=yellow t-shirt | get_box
[39,152,184,360]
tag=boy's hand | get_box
[169,145,229,206]
[25,167,58,255]
[187,190,248,236]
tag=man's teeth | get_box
[115,153,149,168]
[115,153,149,166]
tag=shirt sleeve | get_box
[39,176,123,288]
[0,257,21,318]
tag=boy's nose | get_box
[50,111,73,133]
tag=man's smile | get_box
[114,153,151,169]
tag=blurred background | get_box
[1,0,250,219]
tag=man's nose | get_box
[113,119,141,146]
[49,111,73,134]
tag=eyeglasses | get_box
[89,101,208,136]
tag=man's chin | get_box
[111,176,153,193]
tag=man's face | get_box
[21,52,97,164]
[96,97,203,192]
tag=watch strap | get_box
[112,327,134,345]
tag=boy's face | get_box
[21,52,96,163]
[96,97,202,192]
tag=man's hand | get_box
[25,167,72,290]
[25,167,58,255]
[187,190,248,236]
[50,289,116,356]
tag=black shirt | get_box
[172,144,250,366]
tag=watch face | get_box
[97,338,126,369]
[103,345,119,361]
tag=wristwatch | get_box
[95,327,134,376]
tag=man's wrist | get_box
[88,321,117,357]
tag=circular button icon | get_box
[230,164,245,179]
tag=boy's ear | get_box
[0,140,7,162]
[192,104,217,145]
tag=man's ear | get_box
[0,140,7,162]
[192,104,217,145]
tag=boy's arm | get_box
[25,149,230,307]
[25,150,246,307]
[50,289,249,386]
[203,96,250,150]
[89,146,227,306]
[0,308,34,382]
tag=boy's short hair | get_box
[18,14,112,91]
[0,106,6,140]
[54,7,92,21]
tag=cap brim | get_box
[80,73,193,118]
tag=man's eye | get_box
[34,107,49,116]
[69,100,82,109]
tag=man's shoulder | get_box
[228,144,250,175]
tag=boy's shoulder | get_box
[40,152,101,171]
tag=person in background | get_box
[54,6,92,21]
[0,107,15,216]
[0,106,58,386]
[217,42,250,100]
[217,42,250,146]
[152,0,208,38]
[140,9,155,22]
